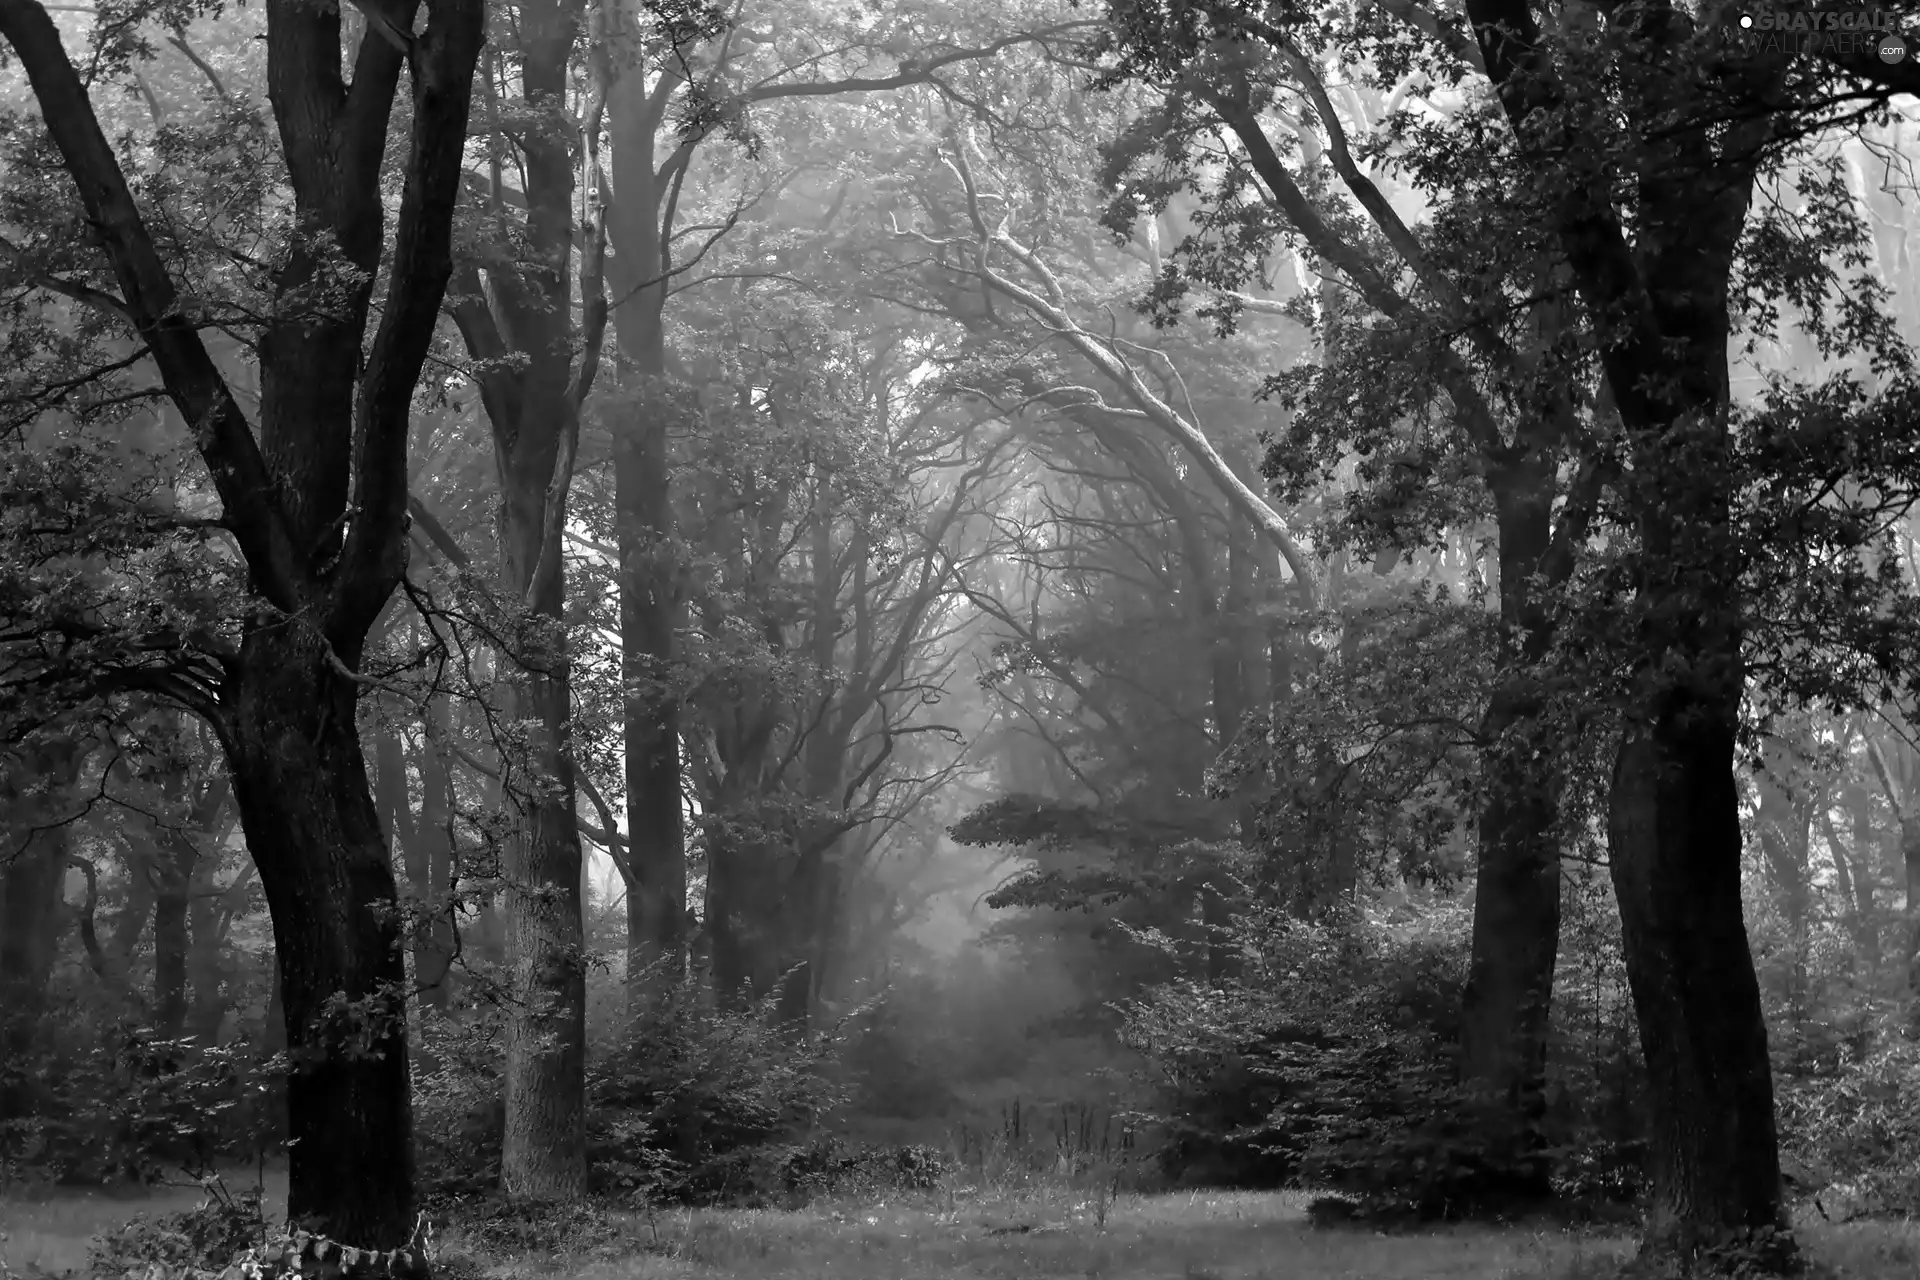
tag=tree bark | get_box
[0,823,71,1120]
[607,68,687,994]
[152,841,193,1039]
[1458,456,1563,1203]
[447,0,596,1198]
[1465,0,1791,1260]
[228,630,421,1248]
[1609,697,1784,1251]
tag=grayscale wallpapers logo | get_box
[1729,8,1909,63]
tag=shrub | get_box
[584,965,854,1203]
[1777,1037,1920,1220]
[1123,902,1643,1219]
[87,1184,265,1278]
[2,1012,281,1187]
[411,1006,508,1197]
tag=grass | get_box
[3,1180,1914,1280]
[545,1189,1643,1279]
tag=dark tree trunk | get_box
[0,824,71,1119]
[1463,0,1797,1259]
[0,0,480,1254]
[1459,457,1563,1203]
[414,717,457,1009]
[1753,756,1815,1022]
[608,74,686,992]
[186,881,229,1042]
[152,842,193,1039]
[1609,698,1784,1251]
[228,631,420,1248]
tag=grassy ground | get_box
[3,1181,1916,1279]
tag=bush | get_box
[411,1006,508,1197]
[585,965,854,1203]
[1123,902,1642,1220]
[1777,1037,1920,1220]
[1,1013,281,1187]
[87,1184,265,1278]
[759,1137,949,1200]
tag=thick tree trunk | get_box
[227,631,421,1250]
[1458,463,1563,1203]
[497,672,587,1198]
[1609,704,1785,1253]
[488,391,588,1200]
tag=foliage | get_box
[86,1183,264,1278]
[1777,1039,1920,1222]
[1122,899,1646,1220]
[1,1014,280,1187]
[583,969,854,1204]
[409,1007,510,1199]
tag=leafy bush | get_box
[759,1137,949,1199]
[585,964,854,1203]
[410,1006,508,1197]
[87,1184,265,1278]
[1121,906,1467,1195]
[1123,901,1643,1219]
[1,1013,281,1187]
[1777,1037,1920,1219]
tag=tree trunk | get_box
[227,632,421,1249]
[1609,703,1785,1253]
[1752,757,1814,1025]
[497,672,588,1199]
[1458,460,1563,1204]
[617,403,686,985]
[187,880,229,1042]
[608,75,686,994]
[152,841,193,1039]
[0,823,70,1119]
[414,716,457,1009]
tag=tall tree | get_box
[1458,0,1919,1263]
[0,0,482,1249]
[445,0,609,1199]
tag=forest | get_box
[1,0,1919,1277]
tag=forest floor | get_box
[3,1181,1918,1279]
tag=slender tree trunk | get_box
[186,881,228,1041]
[415,716,457,1009]
[152,841,193,1039]
[1459,460,1563,1204]
[0,824,70,1119]
[1899,812,1920,1035]
[608,77,686,995]
[227,632,420,1249]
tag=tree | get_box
[0,0,482,1249]
[1085,3,1606,1198]
[1455,0,1919,1263]
[442,0,610,1200]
